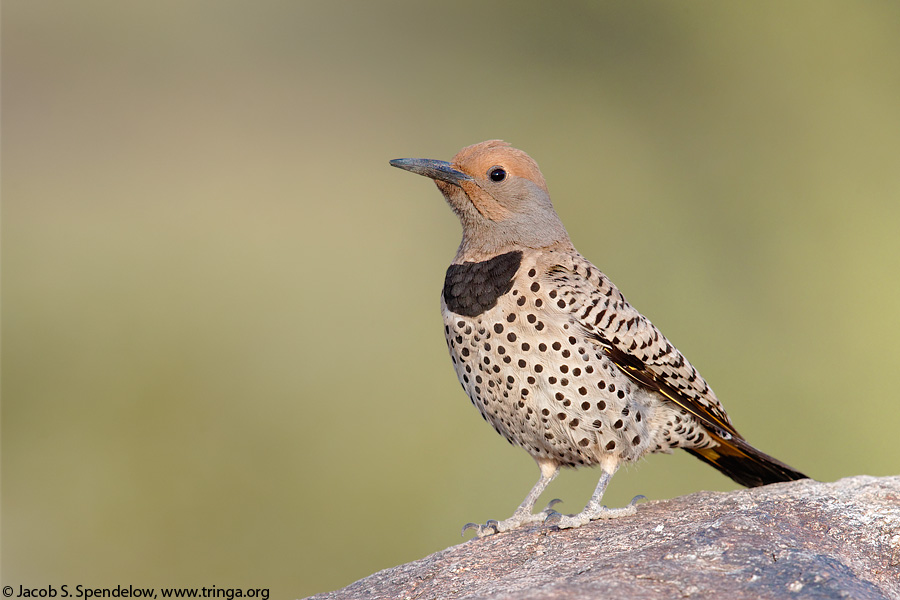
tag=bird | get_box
[389,140,807,537]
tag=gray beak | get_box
[389,158,472,185]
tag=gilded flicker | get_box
[390,140,807,536]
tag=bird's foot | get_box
[462,499,563,538]
[545,495,645,530]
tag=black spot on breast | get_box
[443,251,523,317]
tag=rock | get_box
[307,476,900,600]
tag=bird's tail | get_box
[687,431,808,488]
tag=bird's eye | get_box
[489,167,507,182]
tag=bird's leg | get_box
[462,458,560,538]
[547,466,644,529]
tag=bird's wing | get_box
[546,253,740,439]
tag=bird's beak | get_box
[389,158,472,186]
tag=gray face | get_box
[391,141,572,260]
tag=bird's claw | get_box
[540,499,565,525]
[462,501,569,536]
[542,498,563,512]
[461,519,500,538]
[543,510,563,525]
[628,495,647,507]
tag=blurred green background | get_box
[3,1,899,598]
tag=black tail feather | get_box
[687,432,808,488]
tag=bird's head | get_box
[391,140,572,261]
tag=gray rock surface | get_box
[307,476,900,600]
